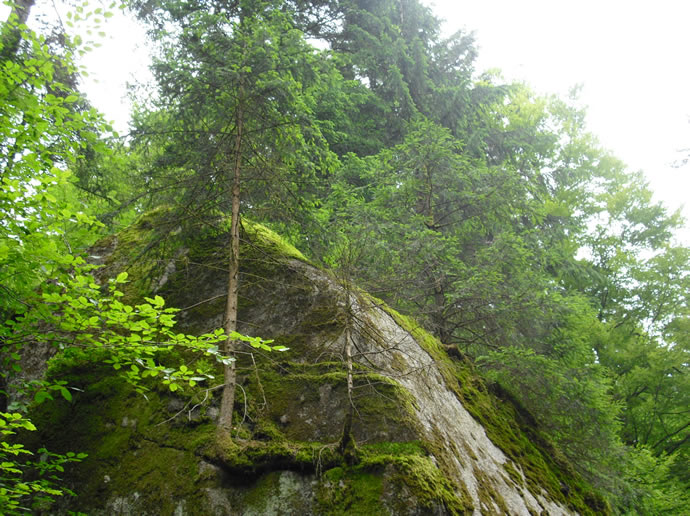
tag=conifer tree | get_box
[130,0,335,438]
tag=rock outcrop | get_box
[28,213,605,514]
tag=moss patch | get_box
[242,219,310,264]
[24,363,217,514]
[316,466,384,515]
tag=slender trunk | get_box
[342,322,354,437]
[217,93,244,438]
[430,272,448,342]
[1,0,35,62]
[339,297,357,463]
[339,323,355,454]
[415,163,435,228]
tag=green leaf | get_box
[34,391,53,404]
[59,388,73,402]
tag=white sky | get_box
[4,0,690,242]
[428,0,690,242]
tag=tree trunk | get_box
[217,94,244,438]
[339,297,358,464]
[1,0,35,62]
[342,322,354,440]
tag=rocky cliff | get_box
[27,212,606,515]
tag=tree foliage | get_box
[2,0,689,512]
[0,1,265,511]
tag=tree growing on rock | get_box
[129,0,336,438]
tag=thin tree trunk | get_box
[1,0,35,62]
[339,296,357,463]
[217,93,244,438]
[342,322,354,438]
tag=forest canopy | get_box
[1,0,689,513]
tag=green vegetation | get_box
[2,0,689,513]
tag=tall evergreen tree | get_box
[130,0,335,437]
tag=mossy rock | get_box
[22,211,604,515]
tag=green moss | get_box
[473,466,510,514]
[503,460,524,488]
[316,466,384,515]
[380,305,446,357]
[96,207,183,303]
[24,358,219,513]
[396,455,473,515]
[242,219,310,263]
[344,454,473,515]
[360,441,426,457]
[204,438,341,475]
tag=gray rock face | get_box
[288,262,573,515]
[356,298,571,515]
